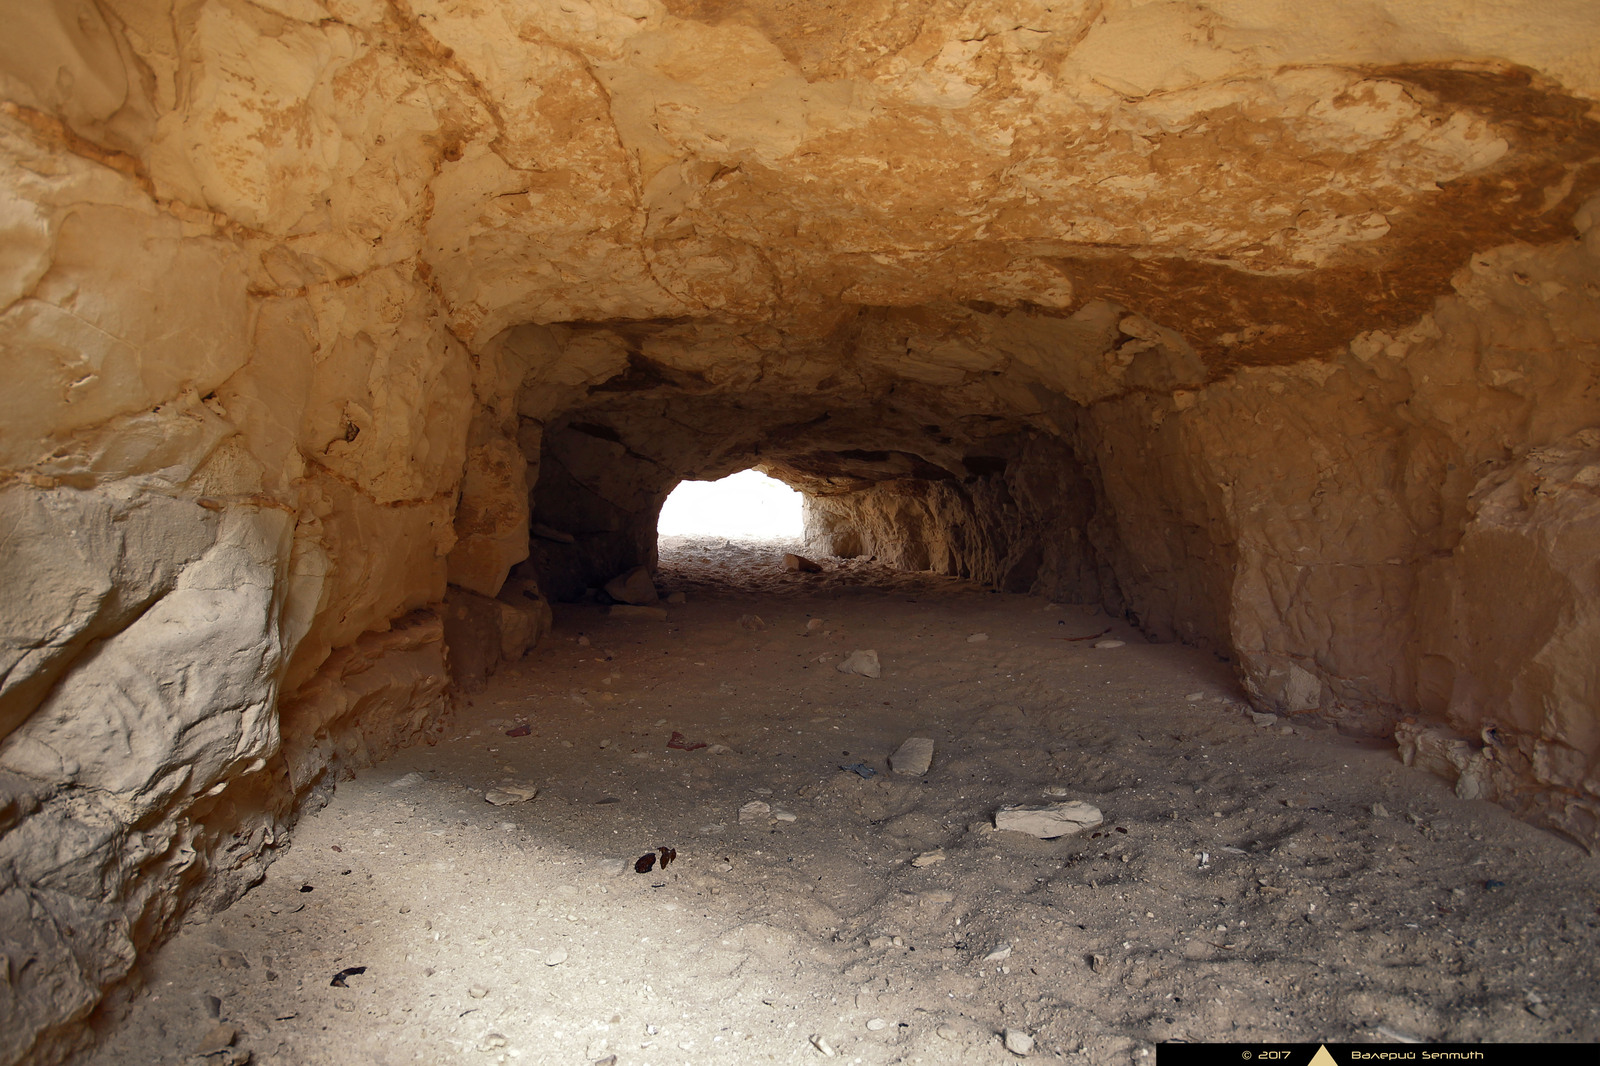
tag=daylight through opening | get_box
[656,468,805,541]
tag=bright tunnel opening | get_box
[657,468,804,541]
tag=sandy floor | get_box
[83,538,1600,1065]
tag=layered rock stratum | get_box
[2,2,1599,1062]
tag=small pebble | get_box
[966,632,988,642]
[546,949,568,966]
[866,1018,888,1031]
[468,986,488,999]
[1092,639,1125,649]
[911,849,945,867]
[195,1023,236,1055]
[810,1033,837,1057]
[1004,1028,1034,1056]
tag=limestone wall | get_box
[1079,222,1600,841]
[802,433,1107,604]
[0,4,487,1059]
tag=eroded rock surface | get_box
[3,2,1600,1062]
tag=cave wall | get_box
[1080,224,1600,839]
[2,1,1600,1063]
[802,432,1108,603]
[0,5,494,1060]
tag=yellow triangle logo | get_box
[1308,1048,1338,1066]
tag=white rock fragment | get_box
[836,649,881,678]
[388,772,426,789]
[966,632,988,642]
[889,736,934,775]
[1185,691,1205,701]
[983,943,1012,962]
[911,849,945,868]
[1004,1028,1034,1056]
[994,800,1103,838]
[738,800,772,825]
[773,808,797,822]
[1250,711,1277,727]
[810,1033,837,1057]
[545,948,568,966]
[483,786,538,806]
[603,566,658,605]
[1092,639,1125,649]
[866,1017,888,1031]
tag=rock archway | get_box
[3,1,1600,1061]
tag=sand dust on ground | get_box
[82,538,1600,1065]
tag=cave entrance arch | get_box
[656,468,805,544]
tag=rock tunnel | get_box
[3,1,1600,1061]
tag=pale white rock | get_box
[545,949,568,966]
[889,736,935,776]
[995,801,1104,839]
[984,943,1013,962]
[1004,1028,1034,1056]
[604,567,658,605]
[836,650,881,678]
[0,509,293,816]
[738,800,771,825]
[866,1018,888,1031]
[966,632,988,642]
[0,486,217,742]
[388,772,426,789]
[1092,639,1125,649]
[484,786,537,806]
[911,849,945,868]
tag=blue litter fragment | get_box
[840,762,878,779]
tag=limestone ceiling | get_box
[37,1,1600,413]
